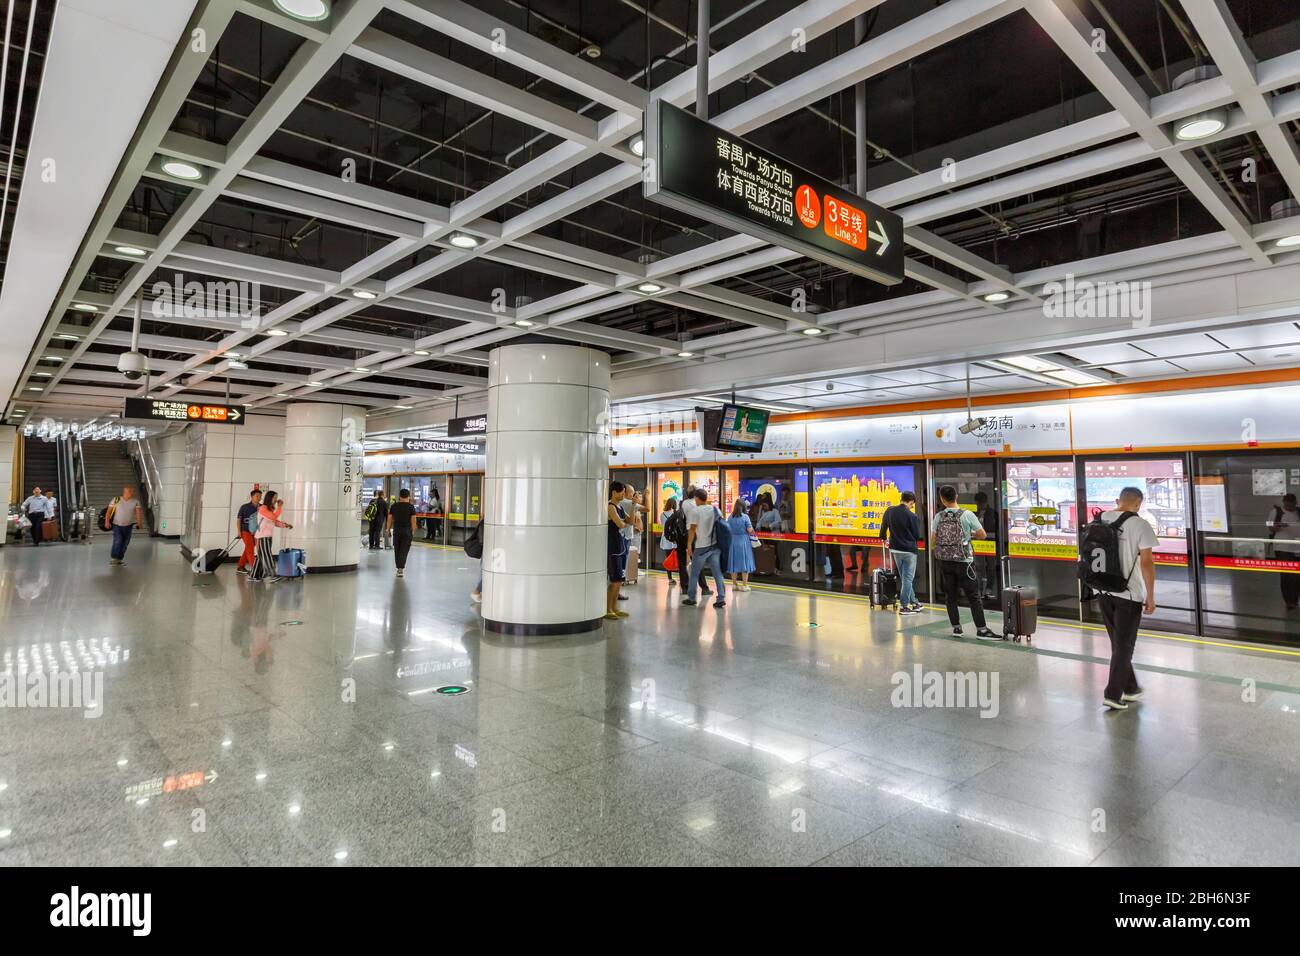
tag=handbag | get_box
[749,530,761,549]
[663,549,679,572]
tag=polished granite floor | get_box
[1,536,1298,867]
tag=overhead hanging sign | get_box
[402,437,481,455]
[447,414,487,438]
[124,398,244,425]
[645,100,904,286]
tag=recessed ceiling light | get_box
[514,319,534,328]
[449,232,479,249]
[629,134,645,157]
[637,282,663,294]
[26,387,42,392]
[353,366,372,373]
[333,849,348,861]
[352,289,377,299]
[1275,235,1300,249]
[265,328,288,336]
[56,333,79,340]
[161,159,203,181]
[393,405,413,410]
[33,372,51,377]
[43,356,64,362]
[983,291,1010,303]
[73,303,97,312]
[1174,111,1226,141]
[273,0,331,21]
[307,381,325,387]
[276,393,293,398]
[114,245,146,256]
[1043,367,1103,386]
[999,354,1060,373]
[801,327,824,335]
[413,349,431,356]
[227,360,248,369]
[677,351,695,358]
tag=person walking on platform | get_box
[387,488,416,578]
[21,486,49,546]
[1266,492,1300,610]
[251,490,292,583]
[1087,486,1158,711]
[367,490,389,551]
[683,487,726,609]
[108,486,144,566]
[932,485,999,639]
[236,488,262,575]
[659,497,680,587]
[680,485,714,597]
[725,498,756,592]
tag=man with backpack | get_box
[933,485,999,639]
[677,485,714,597]
[1080,486,1157,711]
[682,487,727,609]
[235,488,262,575]
[366,490,389,551]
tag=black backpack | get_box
[464,519,484,560]
[664,508,688,548]
[1078,511,1140,592]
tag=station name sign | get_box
[402,437,482,455]
[124,398,244,425]
[645,101,904,286]
[447,414,487,438]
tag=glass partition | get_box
[1194,450,1300,643]
[1003,459,1079,618]
[1080,456,1194,632]
[927,461,996,606]
[723,465,808,584]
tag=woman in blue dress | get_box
[725,498,756,591]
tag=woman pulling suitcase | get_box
[250,490,293,583]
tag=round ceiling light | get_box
[1174,110,1227,141]
[264,328,288,336]
[449,232,480,249]
[73,303,97,312]
[115,246,146,256]
[629,135,645,158]
[272,0,331,21]
[352,289,377,299]
[161,160,203,181]
[677,351,695,358]
[56,333,80,341]
[353,366,372,373]
[1274,234,1300,249]
[801,327,824,335]
[637,282,663,294]
[984,291,1011,303]
[514,319,535,328]
[413,349,431,356]
[307,381,325,387]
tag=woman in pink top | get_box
[250,490,293,582]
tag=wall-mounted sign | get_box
[403,437,482,454]
[447,414,487,438]
[124,398,244,425]
[645,101,904,286]
[923,404,1071,455]
[807,416,922,459]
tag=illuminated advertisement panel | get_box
[1004,460,1077,559]
[797,465,915,544]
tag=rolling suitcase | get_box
[753,541,777,576]
[193,538,239,574]
[277,547,307,578]
[871,549,900,609]
[1000,555,1037,644]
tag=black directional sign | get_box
[645,100,905,286]
[124,398,245,425]
[447,414,487,438]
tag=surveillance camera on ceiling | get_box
[117,351,149,382]
[958,416,987,435]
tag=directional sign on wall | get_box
[645,101,904,286]
[447,414,487,438]
[123,398,245,425]
[402,437,482,454]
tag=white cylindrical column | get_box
[282,402,365,573]
[483,344,609,635]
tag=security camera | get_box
[117,351,149,381]
[958,416,987,435]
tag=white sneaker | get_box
[1103,698,1129,711]
[1120,691,1144,702]
[396,569,405,578]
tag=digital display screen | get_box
[716,404,769,452]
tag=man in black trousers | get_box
[368,489,389,550]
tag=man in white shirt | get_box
[1266,493,1300,610]
[1095,486,1158,711]
[683,488,726,608]
[20,486,50,546]
[679,487,712,596]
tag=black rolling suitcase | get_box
[871,549,900,609]
[193,538,239,574]
[1000,555,1037,643]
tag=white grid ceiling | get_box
[11,0,1300,425]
